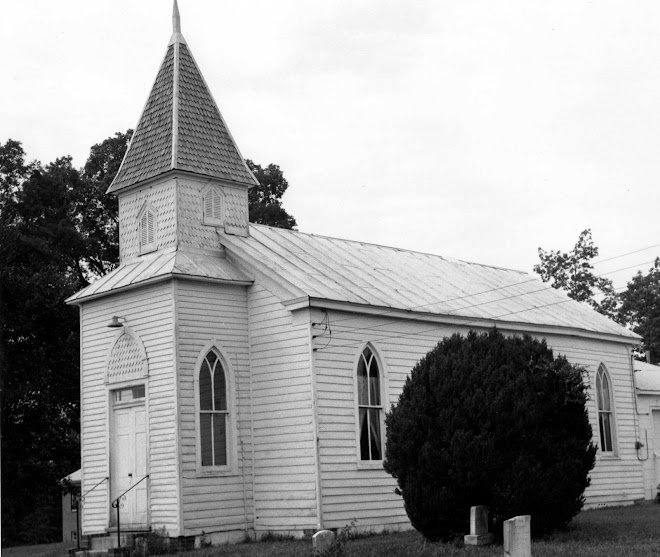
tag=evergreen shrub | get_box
[383,329,597,540]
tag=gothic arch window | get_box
[138,204,157,253]
[202,185,223,226]
[196,347,232,469]
[595,363,616,454]
[356,345,384,462]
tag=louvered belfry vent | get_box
[203,186,223,225]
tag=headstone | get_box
[503,515,531,557]
[464,505,495,545]
[312,530,335,553]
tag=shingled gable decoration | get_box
[67,1,649,547]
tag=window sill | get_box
[195,467,238,478]
[140,244,157,255]
[356,460,384,471]
[203,218,223,228]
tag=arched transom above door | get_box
[106,329,148,384]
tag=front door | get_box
[110,385,148,528]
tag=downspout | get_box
[627,345,649,461]
[307,303,324,530]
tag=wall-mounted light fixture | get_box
[107,316,127,328]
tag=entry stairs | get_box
[67,530,196,557]
[68,529,148,557]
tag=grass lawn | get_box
[173,504,660,557]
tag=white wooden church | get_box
[67,1,647,546]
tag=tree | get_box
[76,130,132,278]
[620,258,660,363]
[245,159,297,229]
[533,229,620,321]
[384,329,596,541]
[1,143,83,544]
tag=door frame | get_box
[652,409,660,496]
[106,380,151,530]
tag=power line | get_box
[318,255,652,336]
[315,239,658,333]
[593,244,660,266]
[316,285,631,353]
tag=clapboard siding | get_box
[637,390,660,500]
[248,284,318,532]
[176,280,254,537]
[312,310,644,530]
[547,336,645,506]
[80,283,176,535]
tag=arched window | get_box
[199,350,228,466]
[595,364,616,454]
[357,346,383,461]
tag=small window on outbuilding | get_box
[596,363,616,454]
[138,205,157,253]
[202,186,223,226]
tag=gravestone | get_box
[464,505,495,545]
[503,515,531,557]
[312,530,335,554]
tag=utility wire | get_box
[318,244,657,331]
[315,284,631,352]
[316,256,652,338]
[593,243,660,266]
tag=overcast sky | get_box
[2,1,659,291]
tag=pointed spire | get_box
[107,1,258,194]
[173,0,181,34]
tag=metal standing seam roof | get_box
[219,224,639,340]
[635,361,660,392]
[108,14,257,194]
[66,249,252,303]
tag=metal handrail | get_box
[80,476,109,501]
[111,474,149,549]
[72,476,109,550]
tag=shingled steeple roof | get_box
[108,1,258,193]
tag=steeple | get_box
[108,1,258,194]
[172,0,181,35]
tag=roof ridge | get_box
[248,223,530,275]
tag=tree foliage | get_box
[76,130,132,277]
[534,229,660,360]
[1,143,83,544]
[620,258,660,363]
[384,329,596,541]
[533,229,620,320]
[245,159,297,229]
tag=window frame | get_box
[137,204,157,254]
[193,342,237,476]
[353,343,388,469]
[202,184,224,227]
[595,363,617,456]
